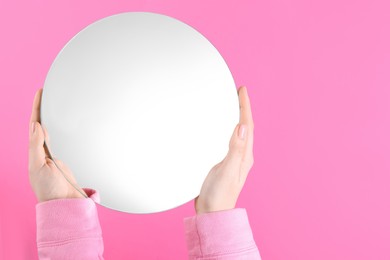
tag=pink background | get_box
[1,0,390,259]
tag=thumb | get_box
[224,123,247,166]
[29,122,46,173]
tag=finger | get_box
[52,158,88,197]
[29,122,46,173]
[41,124,52,158]
[223,87,255,179]
[52,159,73,178]
[224,123,247,167]
[29,89,43,139]
[42,124,50,143]
[238,86,254,166]
[29,89,43,124]
[226,86,254,158]
[238,86,254,130]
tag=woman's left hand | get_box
[29,88,86,202]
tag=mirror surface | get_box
[41,12,238,213]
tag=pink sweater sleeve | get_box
[184,208,261,260]
[36,188,104,260]
[36,190,259,259]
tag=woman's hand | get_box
[195,86,254,214]
[29,88,86,202]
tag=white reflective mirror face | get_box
[41,12,239,214]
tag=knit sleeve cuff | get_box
[36,188,102,247]
[184,208,258,258]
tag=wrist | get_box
[195,198,236,215]
[36,188,92,203]
[196,206,236,215]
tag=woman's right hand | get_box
[195,86,255,214]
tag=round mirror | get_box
[41,12,239,213]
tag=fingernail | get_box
[31,122,35,134]
[238,124,246,140]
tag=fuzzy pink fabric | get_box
[36,189,260,259]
